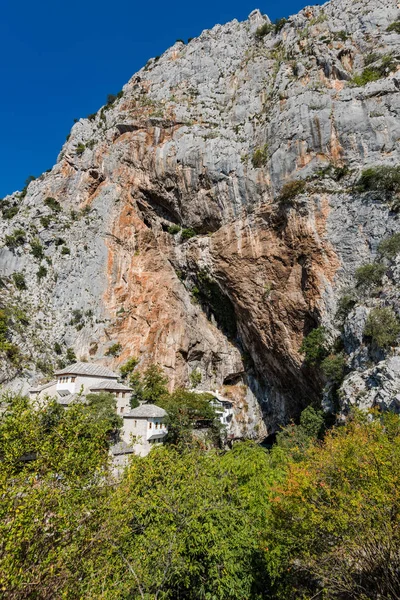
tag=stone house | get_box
[121,404,168,457]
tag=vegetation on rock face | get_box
[357,164,400,194]
[5,229,26,249]
[299,326,328,365]
[378,232,400,259]
[364,307,400,348]
[105,342,122,357]
[387,21,400,34]
[321,353,346,384]
[11,272,26,290]
[277,179,306,205]
[44,197,61,213]
[252,144,269,168]
[355,262,386,291]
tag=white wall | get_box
[122,416,167,457]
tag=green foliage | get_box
[252,144,269,168]
[364,307,400,348]
[120,356,139,378]
[1,200,19,220]
[40,215,52,228]
[387,21,400,33]
[355,262,386,290]
[274,17,288,33]
[255,22,274,39]
[61,246,70,255]
[352,54,397,86]
[321,353,346,383]
[105,342,122,357]
[357,164,400,194]
[85,391,123,435]
[4,229,26,249]
[54,341,62,355]
[378,232,400,259]
[277,179,306,205]
[11,272,26,290]
[181,227,197,240]
[0,309,21,364]
[159,389,218,446]
[336,291,357,322]
[36,265,47,280]
[44,196,61,212]
[190,368,202,387]
[168,224,181,235]
[299,326,328,365]
[30,237,44,259]
[75,143,86,156]
[334,30,348,41]
[65,348,77,363]
[141,364,169,403]
[276,406,324,460]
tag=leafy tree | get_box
[321,353,346,383]
[158,388,218,446]
[0,394,113,598]
[120,356,139,379]
[141,364,169,404]
[299,326,328,365]
[355,262,386,290]
[364,306,400,348]
[358,165,400,193]
[378,232,400,260]
[85,391,123,437]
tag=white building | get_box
[121,404,168,457]
[29,361,168,459]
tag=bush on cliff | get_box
[364,306,400,348]
[378,232,400,259]
[355,262,386,291]
[357,164,400,194]
[299,326,328,365]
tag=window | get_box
[134,420,137,427]
[155,422,159,429]
[149,422,152,429]
[71,377,76,382]
[120,407,124,413]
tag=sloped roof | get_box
[89,380,132,392]
[125,404,167,418]
[110,441,136,456]
[148,431,168,441]
[29,380,57,393]
[55,362,117,378]
[57,393,80,406]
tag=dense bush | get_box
[352,55,397,86]
[30,238,44,260]
[40,215,52,228]
[299,326,328,365]
[357,164,400,193]
[36,265,47,280]
[120,357,139,378]
[336,291,357,322]
[61,246,70,255]
[181,227,197,240]
[105,342,122,357]
[44,197,61,212]
[364,306,400,348]
[378,232,400,259]
[3,393,400,599]
[168,224,181,235]
[11,272,26,290]
[252,144,269,168]
[4,229,26,249]
[255,22,274,38]
[387,21,400,33]
[75,143,85,156]
[321,353,346,383]
[277,179,306,205]
[355,262,386,290]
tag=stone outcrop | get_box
[1,0,400,435]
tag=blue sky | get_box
[0,0,308,198]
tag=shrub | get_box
[12,272,26,290]
[378,233,400,259]
[300,327,328,365]
[358,165,400,194]
[336,292,357,322]
[364,307,400,348]
[387,21,400,34]
[40,215,52,228]
[120,357,139,378]
[352,67,381,86]
[334,30,348,41]
[76,143,86,156]
[190,369,202,387]
[30,238,44,260]
[66,348,77,363]
[55,237,66,246]
[274,17,288,33]
[251,144,269,168]
[5,229,26,249]
[168,224,181,235]
[87,113,97,121]
[105,343,122,357]
[61,246,71,255]
[352,55,397,86]
[321,353,346,383]
[277,180,306,205]
[54,342,62,355]
[255,22,274,39]
[37,265,47,280]
[181,228,197,241]
[355,262,386,290]
[44,197,61,212]
[2,204,19,219]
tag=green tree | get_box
[364,306,400,348]
[141,364,169,404]
[299,327,328,365]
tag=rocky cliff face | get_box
[1,0,400,436]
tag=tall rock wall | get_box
[1,0,400,435]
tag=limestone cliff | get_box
[1,0,400,436]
